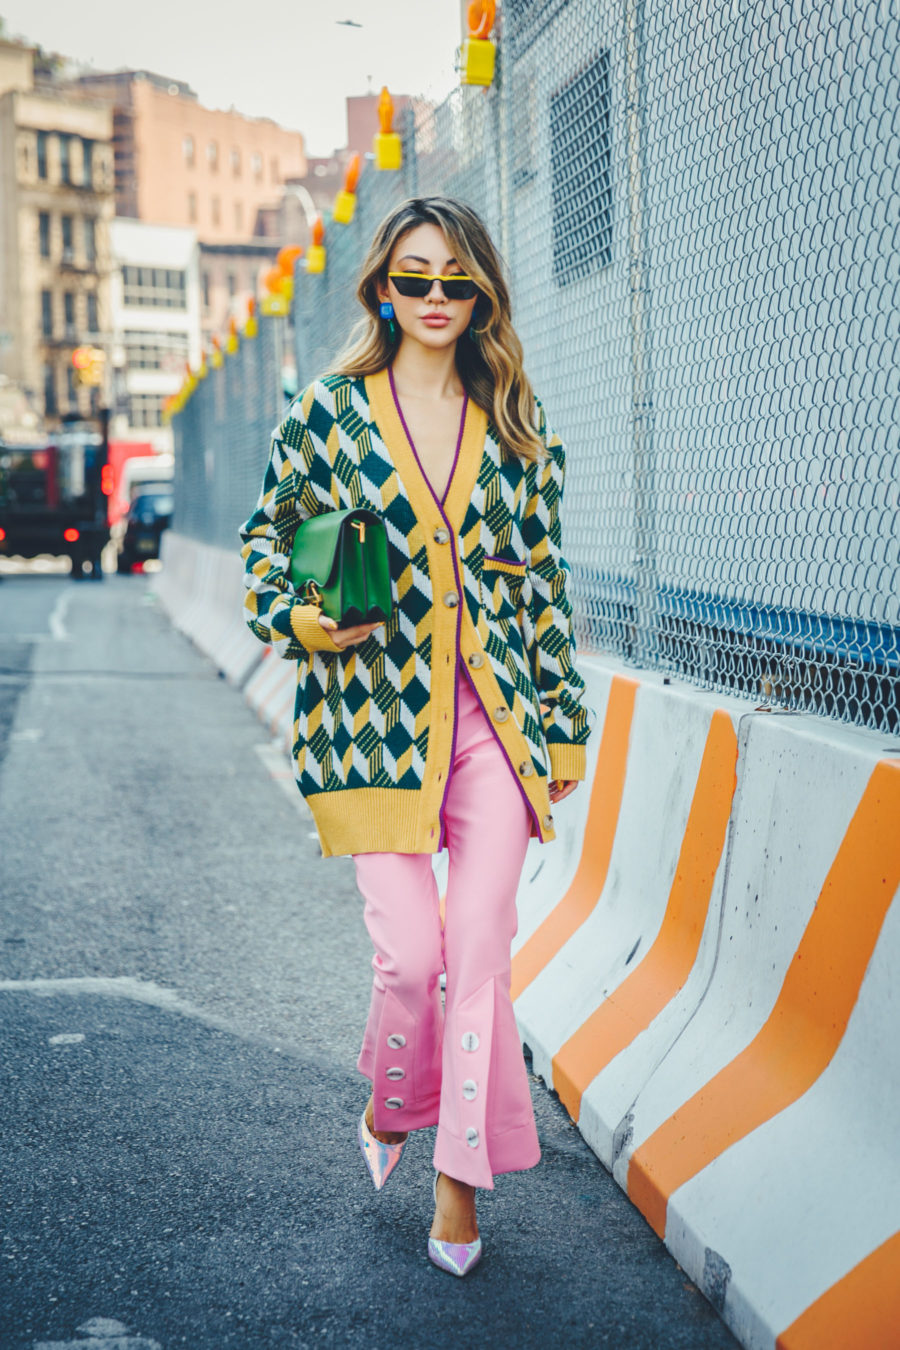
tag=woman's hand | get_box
[318,613,384,649]
[539,705,580,803]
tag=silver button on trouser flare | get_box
[434,528,450,544]
[467,652,484,668]
[493,706,509,722]
[519,761,534,777]
[443,591,459,607]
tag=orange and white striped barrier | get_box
[242,644,296,750]
[514,655,900,1350]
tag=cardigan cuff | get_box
[548,742,586,783]
[289,603,344,653]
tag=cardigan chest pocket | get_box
[481,555,527,622]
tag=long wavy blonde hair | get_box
[329,196,544,462]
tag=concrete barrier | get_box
[156,532,263,688]
[153,546,900,1347]
[513,655,900,1350]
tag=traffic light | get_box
[72,346,105,387]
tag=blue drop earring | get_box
[380,300,397,343]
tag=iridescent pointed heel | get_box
[358,1108,407,1191]
[428,1173,483,1277]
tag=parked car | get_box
[116,489,173,573]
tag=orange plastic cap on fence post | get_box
[244,296,258,338]
[225,316,239,355]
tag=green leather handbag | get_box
[289,507,393,627]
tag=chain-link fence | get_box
[172,316,285,552]
[175,0,900,736]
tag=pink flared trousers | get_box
[353,663,540,1190]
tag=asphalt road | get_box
[0,567,739,1350]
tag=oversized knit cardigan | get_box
[238,368,591,857]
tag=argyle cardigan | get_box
[238,368,591,858]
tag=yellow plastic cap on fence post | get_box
[374,87,402,170]
[460,0,496,87]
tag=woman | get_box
[239,196,591,1276]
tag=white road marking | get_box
[0,976,234,1034]
[78,1318,129,1337]
[48,588,71,641]
[48,1033,85,1045]
[10,728,43,741]
[34,1339,160,1349]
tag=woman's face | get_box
[378,222,479,352]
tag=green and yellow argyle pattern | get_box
[239,371,590,857]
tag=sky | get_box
[0,1,465,155]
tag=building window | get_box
[84,216,96,265]
[87,293,99,332]
[207,140,219,170]
[81,138,94,188]
[234,202,243,232]
[67,365,78,407]
[187,191,197,223]
[227,271,237,297]
[59,134,72,186]
[550,51,613,287]
[122,266,188,310]
[37,130,48,179]
[211,196,220,226]
[201,271,210,309]
[61,215,74,262]
[41,290,53,337]
[64,291,76,336]
[183,134,195,166]
[129,393,165,428]
[39,211,51,258]
[270,156,279,184]
[44,362,57,415]
[230,147,241,176]
[251,152,262,181]
[123,330,189,370]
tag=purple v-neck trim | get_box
[388,365,468,508]
[385,365,540,848]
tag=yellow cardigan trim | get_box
[289,602,344,653]
[307,787,440,858]
[365,369,493,848]
[548,742,587,783]
[458,607,556,843]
